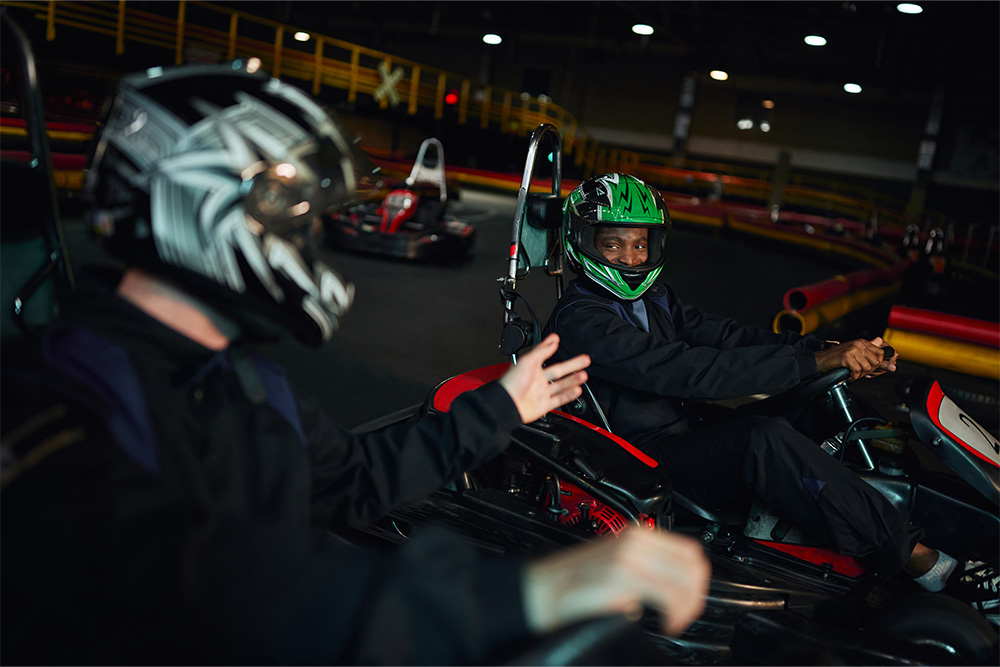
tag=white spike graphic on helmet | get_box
[91,65,357,343]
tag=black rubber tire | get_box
[873,592,998,663]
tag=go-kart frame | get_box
[339,124,1000,665]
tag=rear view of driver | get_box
[1,67,707,665]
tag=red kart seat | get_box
[428,363,509,413]
[377,189,419,233]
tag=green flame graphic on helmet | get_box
[563,173,671,300]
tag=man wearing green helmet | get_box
[547,172,957,592]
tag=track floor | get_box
[61,188,998,435]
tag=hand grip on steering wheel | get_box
[880,345,895,360]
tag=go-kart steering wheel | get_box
[734,346,894,419]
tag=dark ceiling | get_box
[239,1,999,101]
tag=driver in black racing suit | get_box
[545,173,959,590]
[0,71,711,665]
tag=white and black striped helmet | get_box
[86,62,356,345]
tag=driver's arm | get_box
[556,302,817,401]
[303,380,522,528]
[305,335,589,529]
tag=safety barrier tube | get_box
[887,306,1000,348]
[882,327,1000,380]
[773,282,901,335]
[783,262,909,312]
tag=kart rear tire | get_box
[872,592,998,663]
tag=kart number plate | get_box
[933,386,1000,467]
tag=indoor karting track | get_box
[64,187,999,434]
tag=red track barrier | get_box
[784,262,909,311]
[888,306,1000,348]
[0,150,87,169]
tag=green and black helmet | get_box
[563,173,671,300]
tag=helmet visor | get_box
[577,223,666,278]
[245,134,355,237]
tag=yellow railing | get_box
[2,0,606,160]
[1,0,948,233]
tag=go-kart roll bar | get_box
[405,137,447,202]
[502,124,562,364]
[504,124,562,294]
[3,11,76,334]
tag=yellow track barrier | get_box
[882,327,1000,380]
[0,126,91,142]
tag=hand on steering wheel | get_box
[814,337,897,381]
[522,528,711,638]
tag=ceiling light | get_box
[762,99,775,109]
[709,70,729,81]
[294,31,310,42]
[760,121,771,132]
[896,3,923,14]
[804,35,827,46]
[843,83,863,94]
[482,33,502,45]
[737,118,754,130]
[632,24,654,36]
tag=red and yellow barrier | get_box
[878,306,999,380]
[783,262,909,312]
[773,282,901,336]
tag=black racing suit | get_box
[1,270,527,665]
[546,278,923,575]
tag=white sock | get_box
[913,551,958,592]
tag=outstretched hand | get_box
[522,529,711,638]
[814,336,897,381]
[498,333,590,423]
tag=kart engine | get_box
[502,456,629,537]
[547,480,629,537]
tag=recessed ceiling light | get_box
[804,35,828,47]
[483,33,502,45]
[762,99,775,109]
[896,3,923,14]
[709,70,729,81]
[632,24,654,36]
[294,31,310,42]
[760,121,771,132]
[843,83,863,94]
[737,118,754,130]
